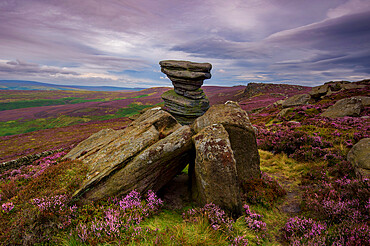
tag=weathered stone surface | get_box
[159,60,212,73]
[309,84,330,99]
[353,96,370,107]
[65,108,180,164]
[174,88,205,99]
[192,101,261,183]
[282,94,310,108]
[63,128,117,161]
[162,68,211,81]
[347,138,370,178]
[321,97,364,118]
[75,125,194,202]
[192,124,242,216]
[160,60,212,97]
[162,89,209,124]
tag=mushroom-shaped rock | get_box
[192,124,242,216]
[192,101,261,184]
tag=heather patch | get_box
[72,190,164,245]
[0,117,130,163]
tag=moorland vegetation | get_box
[0,80,369,245]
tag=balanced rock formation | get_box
[347,138,370,178]
[160,60,211,125]
[192,101,261,185]
[321,97,364,118]
[65,97,260,216]
[65,108,192,202]
[192,124,242,216]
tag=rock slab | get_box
[192,124,242,216]
[66,108,192,202]
[347,138,370,178]
[321,97,364,118]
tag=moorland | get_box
[0,80,369,245]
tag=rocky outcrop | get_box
[66,99,261,215]
[353,96,370,107]
[192,124,242,216]
[76,125,194,202]
[160,60,211,125]
[347,138,370,178]
[66,108,189,201]
[321,97,364,118]
[310,80,369,99]
[282,94,310,108]
[192,101,261,184]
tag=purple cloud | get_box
[0,0,369,87]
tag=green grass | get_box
[0,103,155,136]
[0,94,150,111]
[0,97,106,111]
[0,115,91,136]
[136,210,230,245]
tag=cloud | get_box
[0,0,369,87]
[0,60,79,76]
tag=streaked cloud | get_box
[0,0,369,87]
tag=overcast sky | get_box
[0,0,369,87]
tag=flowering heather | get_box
[183,203,234,233]
[0,151,66,183]
[1,202,14,213]
[32,194,77,229]
[256,122,333,161]
[243,205,266,232]
[281,216,327,245]
[302,176,370,225]
[230,235,249,246]
[74,190,163,244]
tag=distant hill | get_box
[0,80,144,91]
